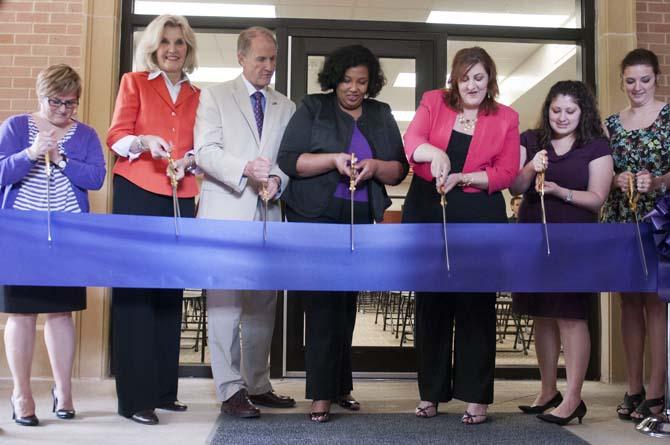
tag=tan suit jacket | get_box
[194,75,295,221]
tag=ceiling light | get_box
[427,11,570,28]
[135,1,276,18]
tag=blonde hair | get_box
[36,64,82,98]
[135,14,198,74]
[237,26,276,56]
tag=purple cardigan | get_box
[0,114,106,212]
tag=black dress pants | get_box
[403,174,506,406]
[301,291,357,400]
[111,175,195,417]
[286,200,370,401]
[415,292,496,404]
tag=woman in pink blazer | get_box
[402,47,520,424]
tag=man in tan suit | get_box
[194,26,295,418]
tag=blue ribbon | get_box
[645,193,670,301]
[0,209,658,292]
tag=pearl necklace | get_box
[457,113,477,132]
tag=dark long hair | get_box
[536,80,604,149]
[444,46,499,114]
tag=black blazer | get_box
[277,93,409,221]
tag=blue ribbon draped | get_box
[0,209,658,293]
[645,193,670,300]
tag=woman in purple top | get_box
[278,45,409,423]
[510,81,612,425]
[0,64,105,426]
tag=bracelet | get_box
[460,173,473,187]
[185,154,197,173]
[565,189,573,203]
[137,135,149,151]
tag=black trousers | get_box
[301,291,357,400]
[111,175,195,417]
[403,175,505,405]
[286,200,371,401]
[415,292,496,404]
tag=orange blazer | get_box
[404,89,520,194]
[107,71,200,198]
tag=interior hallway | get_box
[0,378,664,445]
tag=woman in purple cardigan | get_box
[0,64,105,426]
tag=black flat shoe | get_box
[130,409,159,425]
[537,400,587,426]
[519,392,563,414]
[11,396,39,426]
[52,386,75,419]
[158,400,188,412]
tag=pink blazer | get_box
[404,89,520,193]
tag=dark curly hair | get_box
[317,44,386,98]
[535,80,604,150]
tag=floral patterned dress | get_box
[601,104,670,222]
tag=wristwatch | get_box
[56,155,67,169]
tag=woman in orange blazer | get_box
[402,47,519,424]
[106,14,199,426]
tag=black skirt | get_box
[0,285,86,313]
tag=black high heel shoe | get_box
[52,386,75,419]
[537,400,587,426]
[518,392,563,414]
[10,396,39,426]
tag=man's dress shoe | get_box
[221,389,260,418]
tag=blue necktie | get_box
[252,91,264,139]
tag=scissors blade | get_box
[45,155,52,242]
[539,191,550,255]
[633,211,649,278]
[627,175,647,277]
[349,153,356,252]
[537,171,550,255]
[172,185,180,237]
[440,193,450,271]
[263,196,268,242]
[350,189,355,251]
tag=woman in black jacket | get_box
[278,44,409,423]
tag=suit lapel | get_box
[147,75,176,111]
[259,89,280,154]
[232,76,260,147]
[175,82,197,108]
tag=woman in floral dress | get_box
[602,48,670,422]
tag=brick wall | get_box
[0,0,84,122]
[637,1,670,102]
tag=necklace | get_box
[457,113,477,132]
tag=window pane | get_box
[133,0,581,28]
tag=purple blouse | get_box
[333,123,372,202]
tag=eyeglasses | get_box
[46,97,79,110]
